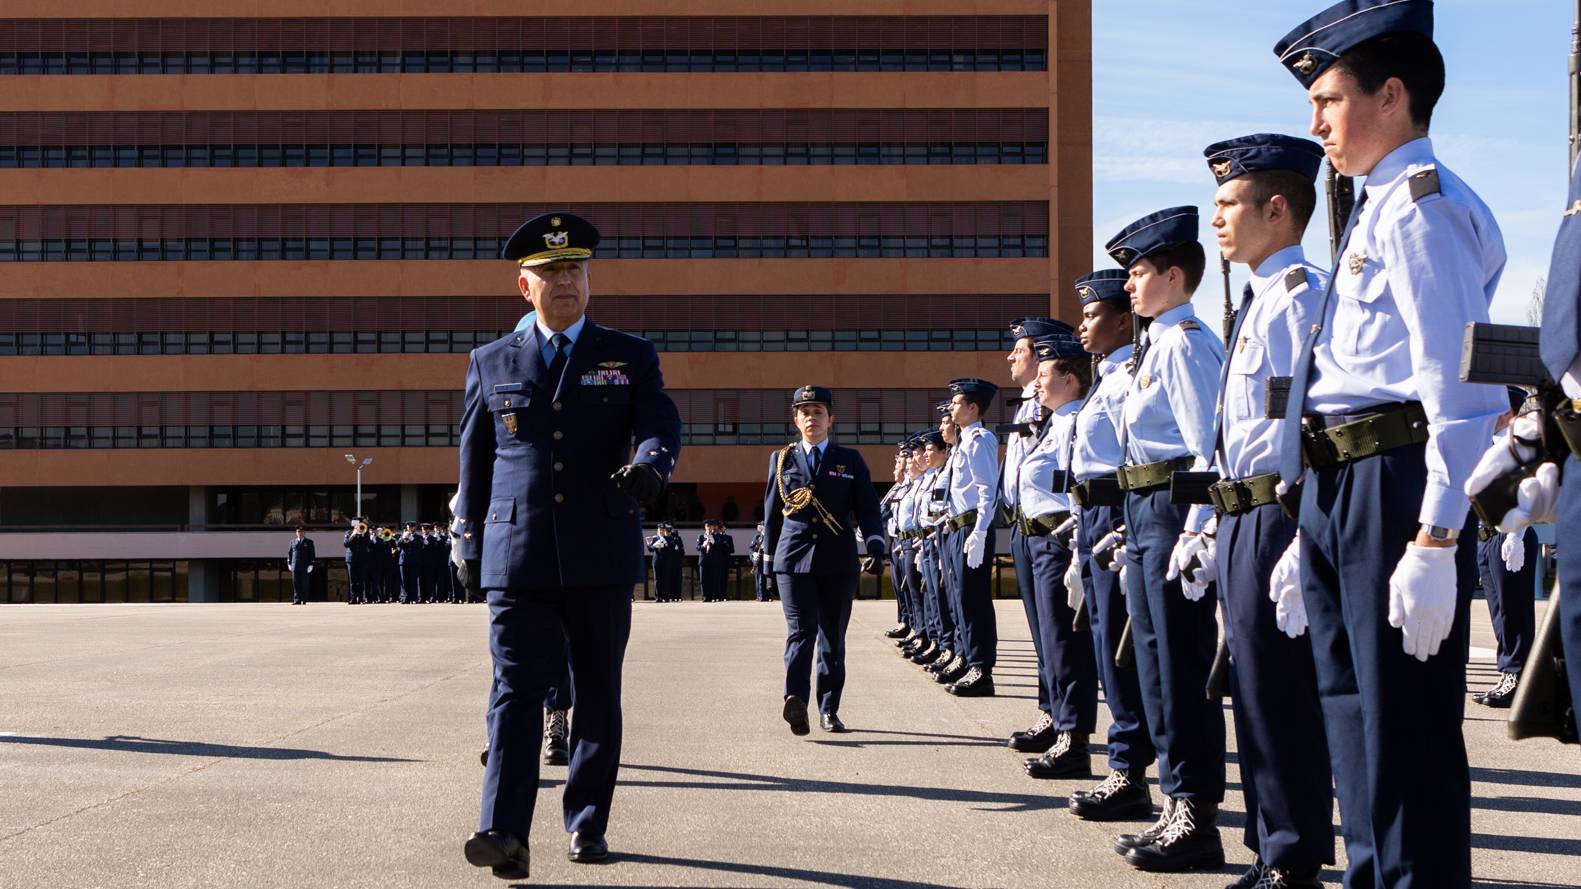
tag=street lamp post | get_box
[344,454,374,517]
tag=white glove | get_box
[965,528,988,569]
[1117,561,1129,596]
[1387,544,1459,662]
[1187,532,1218,594]
[1108,544,1127,573]
[1502,461,1562,533]
[1268,533,1306,638]
[1500,531,1527,573]
[307,565,314,574]
[450,534,465,571]
[1465,415,1542,496]
[1166,533,1202,583]
[1064,557,1083,610]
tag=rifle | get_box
[1509,586,1578,743]
[1325,160,1356,261]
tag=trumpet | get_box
[354,521,369,534]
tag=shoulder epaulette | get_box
[1284,267,1308,292]
[1177,319,1201,332]
[1408,168,1441,202]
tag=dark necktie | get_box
[546,332,571,388]
[808,445,822,477]
[1209,282,1257,469]
[1278,190,1369,489]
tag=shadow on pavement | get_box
[1470,766,1581,790]
[601,852,967,888]
[0,734,417,763]
[620,762,1061,813]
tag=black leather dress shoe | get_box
[568,831,608,863]
[1069,769,1154,822]
[884,623,910,639]
[946,666,994,697]
[1114,797,1176,852]
[1023,733,1090,779]
[541,709,570,766]
[479,747,489,767]
[464,830,530,880]
[819,712,847,732]
[782,695,811,736]
[1124,799,1224,872]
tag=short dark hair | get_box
[955,391,992,416]
[1139,241,1206,295]
[1050,357,1093,399]
[1240,169,1318,237]
[1333,32,1445,130]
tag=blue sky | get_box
[1091,0,1570,326]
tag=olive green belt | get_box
[1301,401,1428,470]
[946,509,979,532]
[1208,472,1281,517]
[1118,456,1194,493]
[1019,510,1072,537]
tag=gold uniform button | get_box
[553,430,563,440]
[552,402,563,411]
[553,461,564,471]
[503,399,511,407]
[554,493,565,504]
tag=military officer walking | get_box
[287,526,315,605]
[1107,205,1226,872]
[764,385,887,735]
[1271,4,1507,885]
[456,211,681,879]
[1187,133,1335,888]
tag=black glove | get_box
[611,463,663,508]
[860,538,886,576]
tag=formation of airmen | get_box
[341,518,469,604]
[861,2,1580,886]
[449,0,1581,883]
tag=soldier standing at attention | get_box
[939,378,1002,698]
[646,523,685,602]
[1186,133,1334,888]
[697,519,735,601]
[1106,205,1226,872]
[455,211,681,879]
[1065,269,1156,822]
[287,526,315,605]
[764,385,887,735]
[343,517,373,605]
[1270,3,1506,885]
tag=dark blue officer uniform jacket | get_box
[763,441,885,576]
[454,318,682,591]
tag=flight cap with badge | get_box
[1203,133,1326,184]
[948,378,999,400]
[791,385,834,411]
[1105,207,1199,269]
[1273,0,1435,88]
[501,212,601,267]
[1009,317,1075,343]
[1034,334,1088,363]
[1075,269,1131,307]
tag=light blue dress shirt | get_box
[947,421,1000,537]
[1303,137,1506,528]
[534,313,587,368]
[895,475,920,533]
[1071,344,1133,482]
[1121,303,1224,469]
[1000,383,1041,510]
[1018,400,1082,518]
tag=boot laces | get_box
[1153,799,1200,847]
[1026,711,1054,734]
[1490,672,1519,697]
[1253,868,1295,888]
[545,709,569,740]
[1048,731,1071,758]
[1089,769,1131,800]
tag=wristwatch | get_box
[1420,523,1460,542]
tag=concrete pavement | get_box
[0,599,1576,888]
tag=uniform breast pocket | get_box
[1227,341,1267,421]
[1332,264,1393,358]
[487,392,529,442]
[482,497,515,578]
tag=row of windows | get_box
[0,425,947,449]
[0,109,1049,146]
[0,329,1012,356]
[0,49,1047,75]
[0,142,1047,168]
[0,294,1050,333]
[0,236,1048,262]
[0,389,967,431]
[0,560,188,604]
